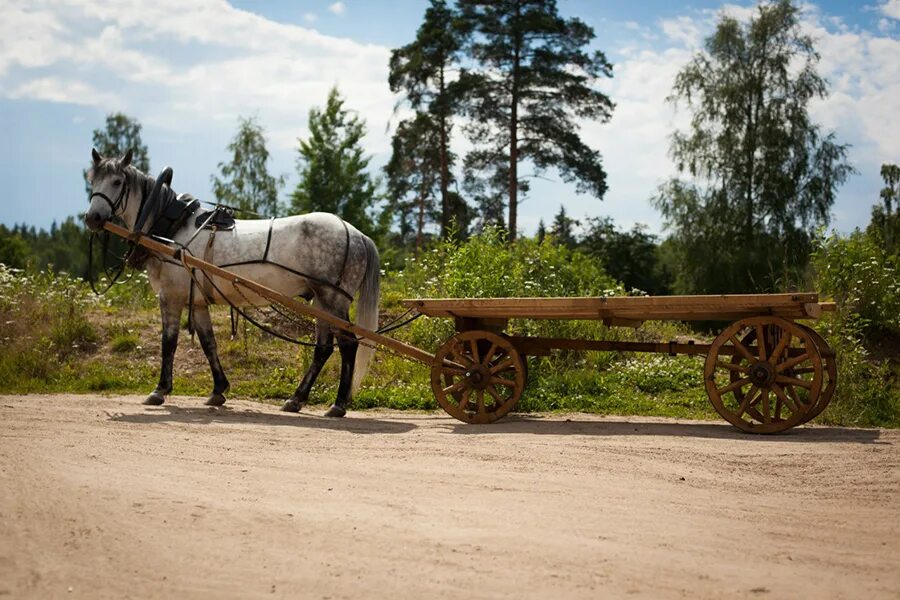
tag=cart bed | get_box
[403,293,834,323]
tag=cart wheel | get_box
[797,325,837,424]
[704,317,823,433]
[431,330,526,424]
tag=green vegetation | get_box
[0,227,896,427]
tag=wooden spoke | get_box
[486,385,505,406]
[776,375,812,389]
[718,377,751,396]
[469,339,481,365]
[483,343,497,366]
[457,387,472,410]
[770,332,791,364]
[442,379,469,396]
[490,356,515,375]
[431,330,526,425]
[705,317,823,433]
[734,386,759,419]
[756,325,767,360]
[717,360,748,373]
[775,353,810,373]
[772,383,799,414]
[730,335,757,362]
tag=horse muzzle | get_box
[84,210,107,232]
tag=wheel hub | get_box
[466,365,491,389]
[749,361,775,388]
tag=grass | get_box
[0,260,897,428]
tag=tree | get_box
[211,116,284,217]
[291,87,379,236]
[868,163,900,254]
[580,217,671,295]
[654,0,854,293]
[457,0,614,242]
[0,225,29,269]
[85,113,150,194]
[549,205,578,249]
[384,113,443,254]
[389,0,467,238]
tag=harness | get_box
[90,177,130,215]
[121,167,354,301]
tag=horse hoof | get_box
[205,394,226,406]
[143,393,165,406]
[281,399,304,413]
[324,405,346,418]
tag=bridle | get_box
[89,176,130,217]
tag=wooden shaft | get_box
[103,222,438,366]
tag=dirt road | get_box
[1,395,898,599]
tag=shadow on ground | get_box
[105,399,887,444]
[107,403,418,434]
[448,415,887,444]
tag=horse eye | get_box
[113,179,122,187]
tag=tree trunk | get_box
[438,64,451,239]
[508,3,522,244]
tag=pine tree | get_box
[291,87,379,236]
[384,113,442,255]
[457,0,614,242]
[389,0,467,238]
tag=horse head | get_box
[85,148,134,231]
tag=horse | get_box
[84,148,380,418]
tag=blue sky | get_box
[1,0,898,237]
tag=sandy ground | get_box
[0,395,898,599]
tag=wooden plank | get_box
[402,293,823,322]
[104,222,439,366]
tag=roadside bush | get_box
[812,231,900,426]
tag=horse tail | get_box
[352,234,380,395]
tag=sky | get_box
[0,0,898,238]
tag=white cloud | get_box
[659,16,703,48]
[304,12,317,23]
[881,0,900,19]
[0,0,393,155]
[329,2,346,17]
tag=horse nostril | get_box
[85,212,103,230]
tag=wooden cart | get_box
[402,294,837,433]
[103,222,836,434]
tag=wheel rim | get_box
[431,330,526,424]
[798,325,837,424]
[705,317,823,433]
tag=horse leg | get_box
[145,297,182,406]
[282,320,333,413]
[323,330,358,418]
[192,305,230,406]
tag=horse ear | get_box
[121,148,133,168]
[92,148,102,165]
